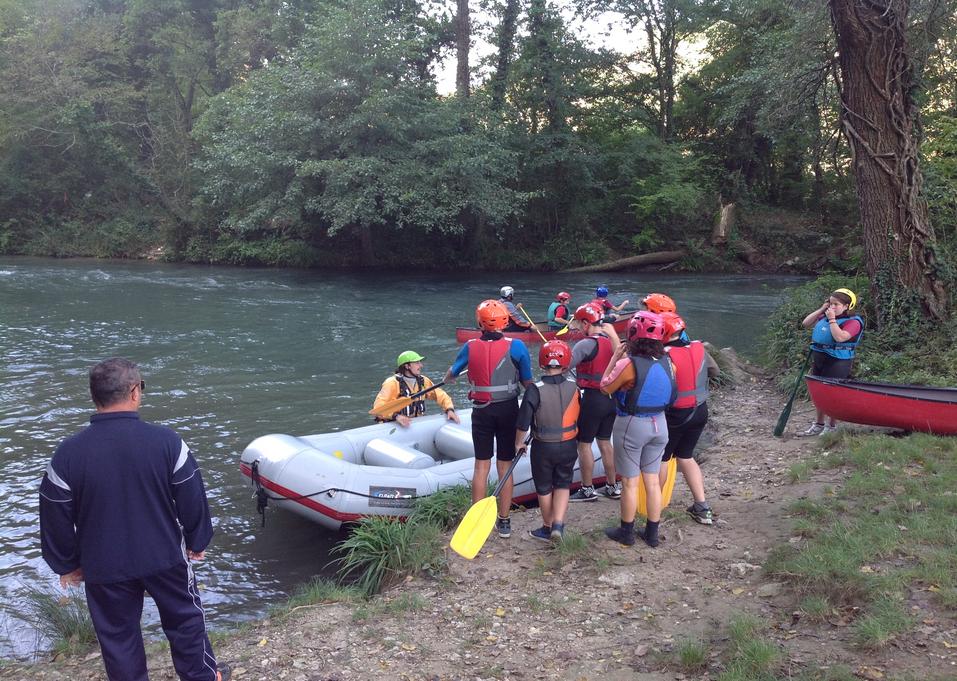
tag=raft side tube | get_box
[433,423,475,461]
[363,438,436,469]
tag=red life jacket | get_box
[467,338,519,404]
[533,378,580,442]
[665,341,710,410]
[576,334,613,389]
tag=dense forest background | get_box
[1,0,955,273]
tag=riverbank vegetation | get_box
[1,1,956,287]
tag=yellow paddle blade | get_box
[661,457,678,508]
[449,496,498,559]
[368,395,413,418]
[555,324,570,336]
[637,457,678,517]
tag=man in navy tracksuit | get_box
[39,358,228,681]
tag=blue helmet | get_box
[595,286,609,298]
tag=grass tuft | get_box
[411,485,471,531]
[274,577,364,616]
[674,636,709,672]
[333,515,446,596]
[21,587,97,656]
[717,614,782,681]
[798,595,832,622]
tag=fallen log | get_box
[563,250,686,273]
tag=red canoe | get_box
[455,311,637,344]
[805,375,957,435]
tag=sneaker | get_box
[600,481,622,499]
[496,516,512,538]
[529,525,551,541]
[216,664,232,681]
[687,502,714,525]
[802,422,826,436]
[820,424,837,435]
[550,523,565,541]
[569,485,598,502]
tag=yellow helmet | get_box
[833,288,857,310]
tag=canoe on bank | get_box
[455,311,637,344]
[239,410,609,530]
[805,375,957,435]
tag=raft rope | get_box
[248,452,603,527]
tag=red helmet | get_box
[641,293,676,314]
[476,299,509,332]
[628,311,666,341]
[659,312,686,339]
[573,303,603,325]
[539,340,571,369]
[555,291,571,302]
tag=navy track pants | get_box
[84,560,218,681]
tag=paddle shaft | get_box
[490,434,532,497]
[773,349,813,437]
[368,371,467,418]
[515,303,548,342]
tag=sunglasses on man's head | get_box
[131,380,146,394]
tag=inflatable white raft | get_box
[239,409,608,530]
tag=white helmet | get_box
[500,285,515,299]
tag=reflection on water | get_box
[0,256,803,657]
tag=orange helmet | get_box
[476,299,509,332]
[539,340,571,369]
[628,311,666,341]
[659,312,686,339]
[573,303,603,325]
[641,292,676,314]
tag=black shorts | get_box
[471,398,520,461]
[530,439,577,494]
[662,402,709,462]
[810,351,853,379]
[576,388,616,443]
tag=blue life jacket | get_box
[618,355,677,416]
[810,315,864,360]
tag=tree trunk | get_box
[356,224,375,266]
[829,0,948,324]
[491,0,519,110]
[455,0,470,98]
[563,250,686,273]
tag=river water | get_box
[0,256,802,658]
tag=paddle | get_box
[773,349,813,437]
[449,435,531,560]
[369,382,445,419]
[515,303,548,342]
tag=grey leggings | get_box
[612,413,669,477]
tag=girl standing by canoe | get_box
[800,288,864,435]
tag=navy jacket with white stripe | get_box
[39,411,214,584]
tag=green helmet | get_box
[396,350,425,369]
